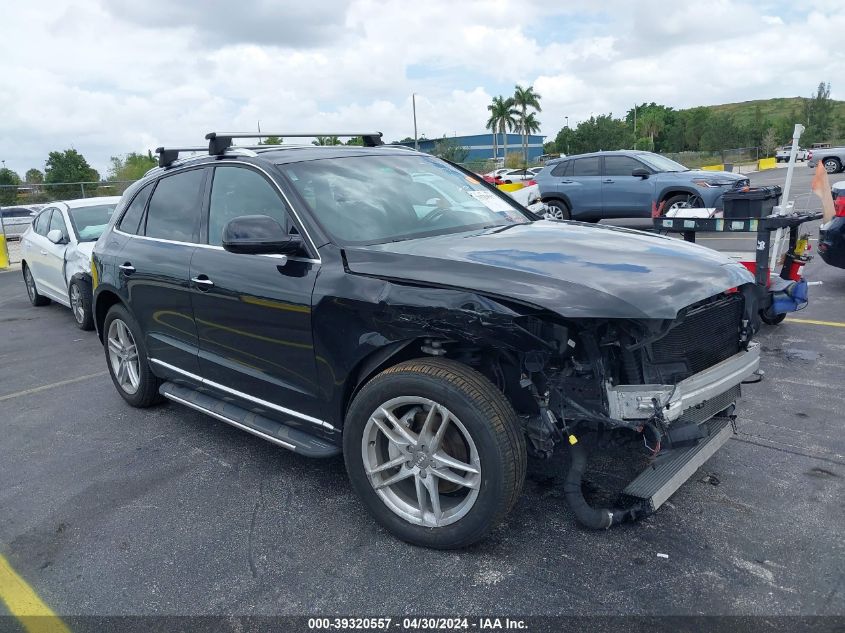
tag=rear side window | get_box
[144,169,206,242]
[118,182,154,235]
[208,166,289,246]
[603,156,644,177]
[550,161,571,177]
[34,210,52,235]
[572,157,600,177]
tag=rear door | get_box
[118,167,207,377]
[189,163,323,424]
[601,155,655,217]
[22,208,55,291]
[567,156,603,219]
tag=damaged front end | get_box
[372,281,762,530]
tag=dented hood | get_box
[343,220,754,319]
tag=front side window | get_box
[118,182,154,235]
[208,166,289,246]
[33,210,52,235]
[280,154,529,245]
[49,209,68,239]
[572,157,600,177]
[144,169,206,242]
[603,156,645,177]
[68,204,117,242]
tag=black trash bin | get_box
[723,185,782,218]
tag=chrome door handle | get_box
[191,276,214,290]
[603,179,614,183]
[119,263,135,274]
[40,249,48,255]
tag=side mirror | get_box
[222,215,302,255]
[631,168,650,179]
[47,229,66,244]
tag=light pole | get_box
[412,93,419,151]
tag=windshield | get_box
[68,204,117,241]
[279,154,530,245]
[637,153,689,173]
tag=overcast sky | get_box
[1,0,843,177]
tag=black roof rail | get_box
[154,146,208,168]
[205,131,384,154]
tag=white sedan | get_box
[20,197,120,329]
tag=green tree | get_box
[25,168,44,184]
[260,136,283,145]
[312,136,341,146]
[432,137,469,163]
[761,128,778,157]
[806,81,834,143]
[567,115,634,154]
[108,152,157,181]
[486,95,517,162]
[638,109,665,151]
[513,84,542,163]
[45,149,100,198]
[346,136,364,146]
[699,113,741,152]
[0,167,21,205]
[520,112,541,164]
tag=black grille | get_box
[650,294,743,378]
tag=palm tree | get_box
[513,85,542,164]
[520,112,541,166]
[486,96,517,165]
[312,135,341,146]
[638,111,664,151]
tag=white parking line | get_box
[0,371,108,402]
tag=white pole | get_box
[781,123,805,210]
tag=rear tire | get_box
[22,264,50,306]
[103,303,162,407]
[545,199,571,220]
[344,358,526,549]
[760,309,787,325]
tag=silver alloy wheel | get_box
[668,197,693,211]
[24,267,36,301]
[362,397,481,528]
[545,206,566,220]
[70,284,84,323]
[107,319,141,395]
[824,159,839,174]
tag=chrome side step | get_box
[159,382,341,458]
[622,416,734,511]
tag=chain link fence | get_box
[0,180,136,207]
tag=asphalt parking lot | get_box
[1,168,843,626]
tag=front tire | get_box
[103,303,162,407]
[664,194,704,212]
[22,264,50,307]
[823,158,841,174]
[69,280,94,331]
[760,309,787,325]
[545,199,571,220]
[344,358,526,549]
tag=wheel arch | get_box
[658,186,699,204]
[540,192,572,210]
[93,288,124,342]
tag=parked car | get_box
[505,183,548,216]
[481,168,509,184]
[497,168,535,184]
[775,146,808,162]
[20,197,120,329]
[807,146,845,174]
[1,206,39,240]
[92,134,761,549]
[535,150,748,221]
[819,181,845,269]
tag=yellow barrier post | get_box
[0,217,10,270]
[497,183,524,193]
[757,157,777,171]
[701,164,725,172]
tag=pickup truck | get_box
[775,146,808,162]
[808,147,845,174]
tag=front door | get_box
[39,207,71,298]
[601,155,655,217]
[189,164,322,426]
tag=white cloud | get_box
[0,0,842,177]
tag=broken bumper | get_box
[606,341,760,423]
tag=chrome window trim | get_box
[150,357,335,431]
[111,228,319,264]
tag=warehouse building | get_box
[398,133,546,163]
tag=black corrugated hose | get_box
[563,442,633,529]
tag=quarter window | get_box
[144,169,206,242]
[572,157,600,177]
[118,182,154,235]
[208,166,289,246]
[603,156,644,177]
[550,161,571,177]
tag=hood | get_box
[677,169,745,182]
[344,220,754,320]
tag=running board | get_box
[159,382,341,458]
[622,416,734,512]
